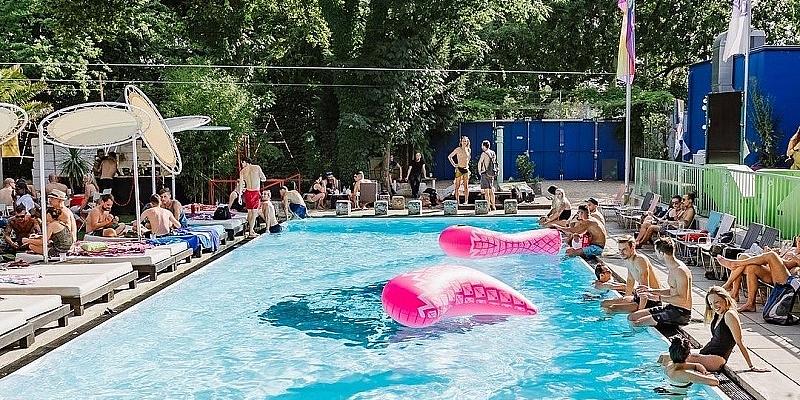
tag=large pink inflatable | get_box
[381,265,538,328]
[438,225,562,258]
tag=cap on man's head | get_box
[617,234,636,244]
[325,171,334,177]
[547,185,557,195]
[586,197,599,206]
[48,189,68,201]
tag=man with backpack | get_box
[478,140,498,211]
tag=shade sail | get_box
[39,102,146,148]
[164,116,211,133]
[124,85,182,174]
[0,103,28,145]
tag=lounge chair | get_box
[0,295,71,350]
[677,212,735,266]
[0,262,138,315]
[619,194,661,229]
[356,181,379,208]
[702,223,764,280]
[613,192,654,226]
[598,184,627,218]
[186,214,245,240]
[0,311,32,350]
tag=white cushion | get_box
[0,263,133,283]
[0,311,27,335]
[0,274,109,297]
[0,295,62,320]
[66,249,170,266]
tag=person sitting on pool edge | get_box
[259,190,283,233]
[86,193,127,237]
[600,235,664,314]
[553,205,606,259]
[656,336,719,395]
[280,185,307,219]
[539,185,571,227]
[629,237,692,328]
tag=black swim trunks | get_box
[648,304,691,326]
[268,224,283,234]
[633,293,662,310]
[558,209,572,221]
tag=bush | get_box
[516,154,535,181]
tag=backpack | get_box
[485,151,498,177]
[763,276,800,325]
[213,204,232,220]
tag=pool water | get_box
[0,217,721,399]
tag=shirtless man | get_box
[140,194,180,236]
[45,174,69,196]
[448,136,471,205]
[0,178,14,208]
[86,193,126,237]
[280,186,307,219]
[47,189,77,242]
[585,197,606,225]
[159,188,186,228]
[601,235,664,313]
[629,237,693,327]
[238,157,267,237]
[260,191,283,233]
[554,206,606,258]
[99,152,119,191]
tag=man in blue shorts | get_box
[280,186,308,219]
[554,205,607,259]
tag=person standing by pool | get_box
[159,188,187,228]
[238,157,267,237]
[280,186,307,219]
[406,152,427,199]
[629,237,693,327]
[478,140,498,211]
[601,235,663,313]
[448,136,471,205]
[98,151,118,192]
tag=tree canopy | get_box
[0,0,797,198]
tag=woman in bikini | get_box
[23,207,74,256]
[304,176,326,209]
[448,136,471,205]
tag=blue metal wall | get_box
[687,46,800,166]
[432,120,623,181]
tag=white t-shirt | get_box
[16,194,35,212]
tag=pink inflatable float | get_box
[381,265,538,328]
[438,225,562,258]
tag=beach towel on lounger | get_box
[0,274,40,285]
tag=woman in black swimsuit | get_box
[686,286,766,372]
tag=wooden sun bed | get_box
[0,295,71,350]
[0,263,137,316]
[0,312,32,350]
[187,217,245,240]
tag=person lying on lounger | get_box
[655,336,719,395]
[140,194,180,237]
[86,193,126,237]
[23,207,74,256]
[716,246,800,312]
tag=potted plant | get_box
[516,154,542,195]
[60,148,89,193]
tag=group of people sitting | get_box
[537,185,608,260]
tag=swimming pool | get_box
[0,217,721,399]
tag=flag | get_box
[672,100,685,160]
[723,0,751,61]
[1,134,20,157]
[616,0,636,84]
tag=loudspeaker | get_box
[706,92,742,164]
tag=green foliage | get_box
[751,84,781,168]
[0,66,52,119]
[59,149,89,189]
[515,154,536,182]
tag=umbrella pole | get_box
[38,131,49,263]
[132,139,142,240]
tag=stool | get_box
[443,200,458,216]
[374,200,388,216]
[474,200,489,215]
[407,200,422,215]
[336,200,351,216]
[390,196,406,210]
[504,199,518,214]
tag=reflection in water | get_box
[271,370,449,400]
[259,283,508,348]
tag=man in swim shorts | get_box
[238,157,267,237]
[600,235,664,313]
[280,186,307,219]
[629,238,693,327]
[554,206,605,259]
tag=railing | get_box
[635,158,800,238]
[207,174,304,204]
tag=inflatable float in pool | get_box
[438,225,562,258]
[381,265,538,328]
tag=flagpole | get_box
[624,79,631,192]
[740,16,751,165]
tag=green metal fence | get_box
[635,158,800,238]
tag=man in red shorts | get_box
[238,157,267,237]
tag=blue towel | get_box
[147,235,201,254]
[177,227,222,252]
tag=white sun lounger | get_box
[187,217,245,240]
[0,295,71,349]
[0,311,31,350]
[0,262,137,315]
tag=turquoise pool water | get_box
[0,217,720,399]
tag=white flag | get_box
[723,0,751,61]
[673,100,685,160]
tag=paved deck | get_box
[602,210,800,400]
